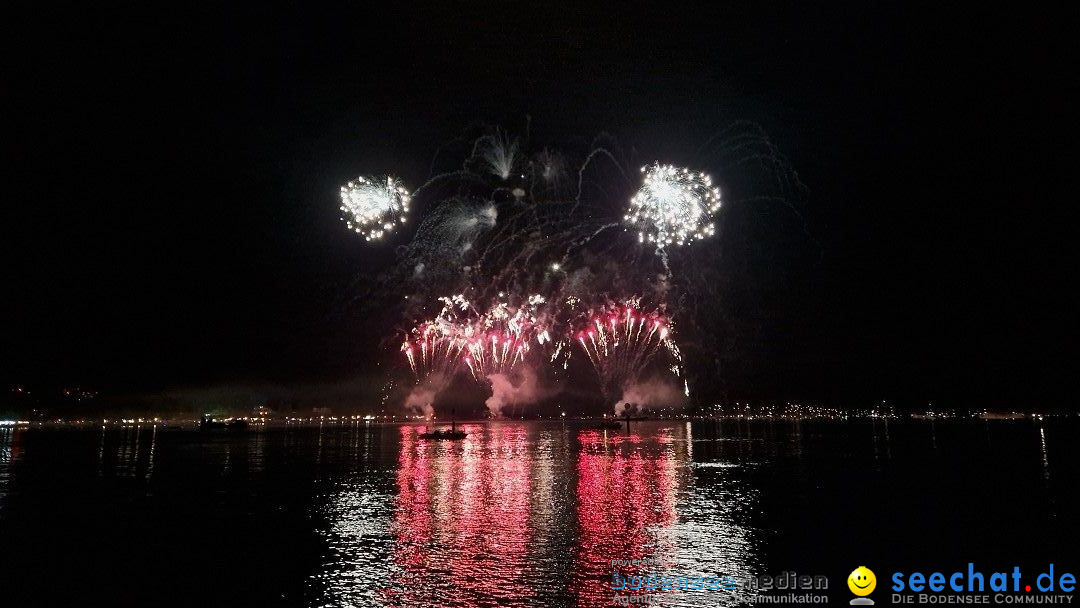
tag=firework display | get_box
[339,175,411,241]
[339,123,807,414]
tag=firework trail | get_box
[472,128,520,180]
[531,148,569,198]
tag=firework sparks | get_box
[400,296,472,382]
[402,294,551,383]
[573,300,677,401]
[339,175,411,241]
[463,296,549,380]
[476,129,519,180]
[624,163,721,249]
[401,322,466,382]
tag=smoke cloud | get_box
[403,373,449,417]
[485,367,548,418]
[614,378,685,416]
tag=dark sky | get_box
[3,4,1076,408]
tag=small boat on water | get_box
[419,426,467,440]
[595,420,623,430]
[419,409,466,440]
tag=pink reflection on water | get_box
[375,424,688,607]
[571,430,678,606]
[383,423,533,606]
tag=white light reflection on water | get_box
[311,480,395,606]
[308,424,398,607]
[0,427,14,512]
[93,425,159,479]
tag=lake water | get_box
[0,420,1075,606]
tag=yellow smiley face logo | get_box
[848,566,876,596]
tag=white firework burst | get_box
[624,163,721,249]
[339,175,411,241]
[478,130,519,180]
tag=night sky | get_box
[3,4,1075,409]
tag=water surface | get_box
[0,420,1074,606]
